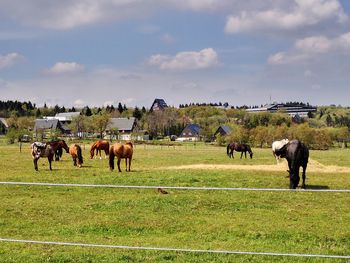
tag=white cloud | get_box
[148,48,219,71]
[225,0,347,34]
[45,62,85,75]
[74,99,85,108]
[268,32,350,65]
[0,53,24,69]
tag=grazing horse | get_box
[69,144,84,168]
[90,140,110,159]
[31,142,55,171]
[272,139,289,164]
[48,139,69,161]
[274,140,309,189]
[227,143,253,159]
[109,142,133,172]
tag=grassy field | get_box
[0,140,349,262]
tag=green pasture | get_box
[0,141,349,262]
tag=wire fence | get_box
[1,181,350,192]
[0,238,349,259]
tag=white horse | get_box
[272,139,289,164]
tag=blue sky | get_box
[1,0,350,108]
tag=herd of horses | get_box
[30,138,308,189]
[30,140,133,173]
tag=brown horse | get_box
[109,142,133,172]
[31,142,55,171]
[227,142,253,159]
[69,144,84,168]
[90,140,109,159]
[48,139,69,161]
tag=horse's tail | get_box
[77,145,83,164]
[226,144,231,156]
[109,145,115,170]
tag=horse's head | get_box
[249,151,253,159]
[60,140,69,153]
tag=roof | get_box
[53,112,80,121]
[0,118,9,128]
[216,125,232,135]
[34,119,61,131]
[151,98,168,110]
[180,124,201,137]
[108,117,136,132]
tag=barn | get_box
[177,124,201,141]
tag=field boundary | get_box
[1,181,350,192]
[1,238,349,259]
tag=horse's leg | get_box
[73,156,77,166]
[99,149,102,160]
[125,158,128,171]
[301,164,307,189]
[240,152,243,159]
[48,155,53,171]
[34,158,38,171]
[128,158,132,172]
[117,158,122,172]
[230,149,234,158]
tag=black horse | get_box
[227,143,253,159]
[274,140,309,189]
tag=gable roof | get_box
[151,98,168,110]
[53,112,80,121]
[34,119,62,131]
[180,124,201,137]
[108,117,136,132]
[0,118,9,128]
[215,125,232,136]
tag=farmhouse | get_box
[107,117,148,141]
[246,103,316,117]
[33,119,69,139]
[45,112,80,124]
[150,98,168,111]
[177,124,201,141]
[0,118,9,135]
[214,125,232,137]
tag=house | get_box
[214,125,232,137]
[177,124,201,141]
[150,98,168,111]
[246,103,316,117]
[107,117,141,141]
[0,118,9,134]
[45,112,80,124]
[33,119,69,139]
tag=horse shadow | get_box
[306,185,330,190]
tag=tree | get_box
[117,103,124,114]
[133,106,142,120]
[91,113,111,139]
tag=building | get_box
[150,98,168,111]
[214,125,232,137]
[177,124,201,141]
[0,118,9,134]
[45,112,81,124]
[33,119,69,139]
[246,103,316,117]
[106,117,148,141]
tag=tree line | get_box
[2,100,350,149]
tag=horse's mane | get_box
[125,142,133,148]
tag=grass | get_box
[0,141,349,262]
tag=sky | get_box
[1,0,350,108]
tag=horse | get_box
[48,139,69,161]
[69,144,84,168]
[272,139,289,164]
[109,142,133,172]
[227,142,253,159]
[30,142,55,171]
[274,140,309,189]
[90,140,110,159]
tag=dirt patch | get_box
[162,159,350,174]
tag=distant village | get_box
[0,98,325,146]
